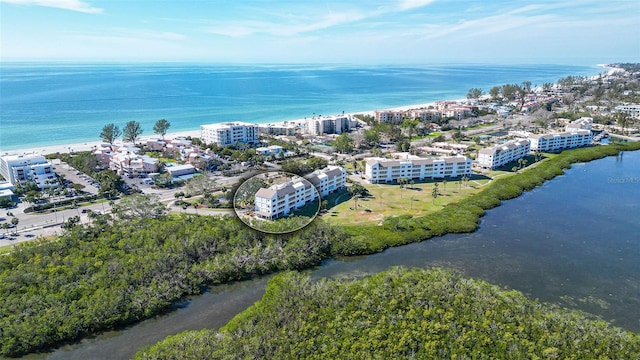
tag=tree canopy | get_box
[136,268,640,359]
[467,87,483,99]
[153,119,171,139]
[333,133,354,154]
[100,123,121,144]
[110,194,168,220]
[123,120,143,143]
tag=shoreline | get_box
[1,64,605,155]
[1,101,443,157]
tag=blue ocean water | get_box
[0,63,601,151]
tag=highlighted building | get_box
[200,122,259,146]
[529,130,592,152]
[476,139,531,170]
[365,155,472,183]
[254,166,346,220]
[0,153,57,189]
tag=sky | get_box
[1,0,639,64]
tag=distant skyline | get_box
[1,0,639,64]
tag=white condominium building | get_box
[614,104,640,119]
[529,130,592,152]
[306,115,351,136]
[305,166,347,197]
[364,155,472,184]
[258,123,298,136]
[254,177,317,220]
[565,117,593,131]
[0,153,57,189]
[254,166,347,220]
[410,109,442,122]
[200,122,259,146]
[374,110,405,124]
[476,139,531,170]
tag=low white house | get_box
[256,145,284,156]
[165,164,196,178]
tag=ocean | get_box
[0,63,602,152]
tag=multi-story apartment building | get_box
[0,153,57,189]
[306,115,351,136]
[374,110,405,124]
[614,104,640,119]
[409,109,442,122]
[476,139,531,169]
[443,106,473,120]
[305,165,347,197]
[200,122,259,146]
[258,122,298,136]
[254,178,317,220]
[364,155,472,184]
[109,150,159,177]
[254,166,346,220]
[529,130,592,152]
[565,117,593,131]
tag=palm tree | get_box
[431,183,439,204]
[10,217,19,230]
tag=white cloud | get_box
[71,29,187,43]
[205,1,437,38]
[397,0,436,11]
[0,0,102,13]
[206,10,365,38]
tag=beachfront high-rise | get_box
[305,115,352,136]
[0,153,57,189]
[364,155,472,183]
[200,122,259,146]
[476,139,531,170]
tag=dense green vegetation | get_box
[0,216,343,357]
[2,143,639,357]
[334,142,640,255]
[136,267,640,359]
[244,214,317,234]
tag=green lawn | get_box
[323,176,491,226]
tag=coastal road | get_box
[0,202,112,247]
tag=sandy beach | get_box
[2,100,454,157]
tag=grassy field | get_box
[323,176,491,226]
